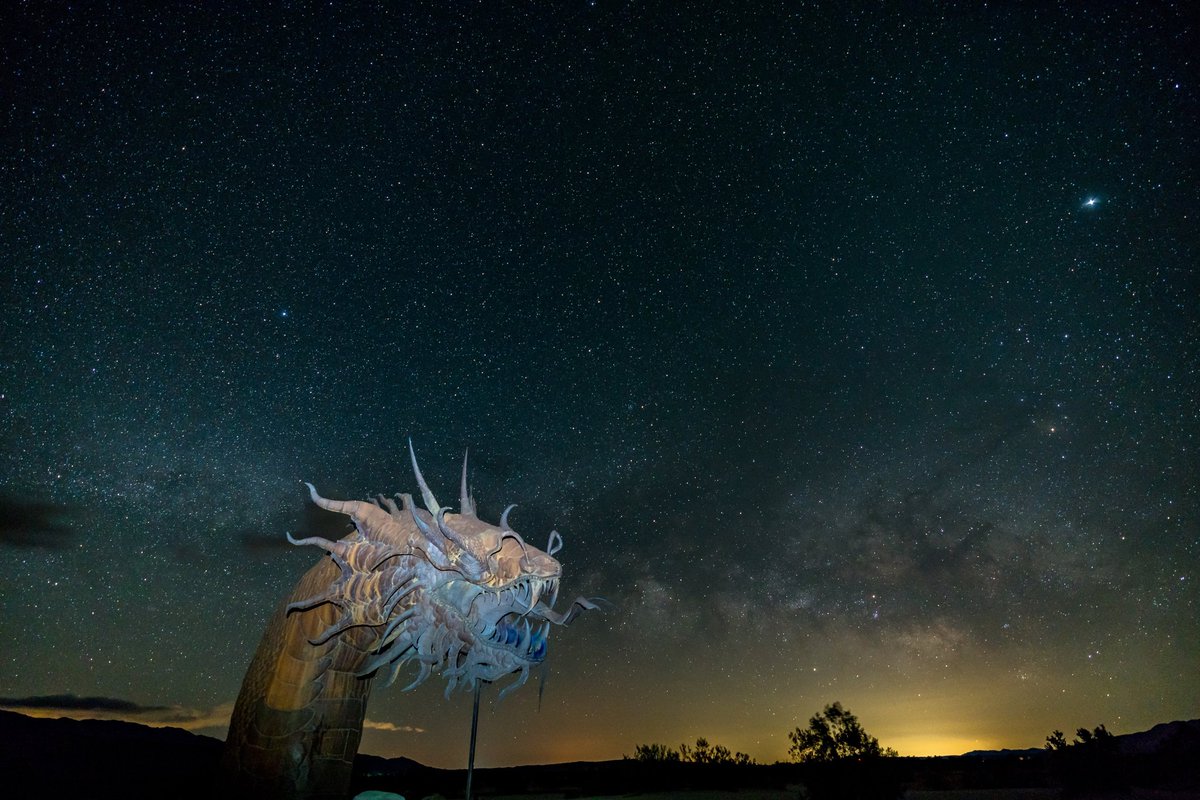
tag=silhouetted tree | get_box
[1045,723,1124,795]
[691,737,719,764]
[788,702,898,762]
[788,703,901,800]
[1075,724,1112,747]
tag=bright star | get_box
[1083,197,1099,208]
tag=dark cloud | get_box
[0,694,233,730]
[0,496,76,548]
[839,487,1019,605]
[0,694,170,713]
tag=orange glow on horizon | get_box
[887,733,1005,757]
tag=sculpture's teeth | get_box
[528,622,548,659]
[529,621,548,651]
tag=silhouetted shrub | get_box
[627,742,681,762]
[628,737,756,765]
[1045,723,1127,795]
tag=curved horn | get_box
[546,529,563,556]
[459,448,476,517]
[437,507,472,552]
[408,438,440,514]
[502,528,533,567]
[406,496,435,539]
[500,503,517,531]
[304,482,369,517]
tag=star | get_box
[1082,197,1099,208]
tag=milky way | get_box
[1,2,1196,768]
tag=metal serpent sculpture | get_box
[220,442,600,799]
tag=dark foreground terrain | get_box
[1,710,1196,799]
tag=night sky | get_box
[2,1,1197,770]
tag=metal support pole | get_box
[465,680,482,800]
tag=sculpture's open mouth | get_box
[466,574,561,662]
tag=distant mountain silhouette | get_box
[2,709,1196,798]
[1115,719,1200,757]
[960,746,1045,758]
[0,709,223,799]
[961,719,1200,759]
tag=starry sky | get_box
[1,0,1197,771]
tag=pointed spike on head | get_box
[500,503,517,531]
[459,448,476,517]
[407,499,433,538]
[408,438,440,514]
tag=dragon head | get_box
[287,442,599,699]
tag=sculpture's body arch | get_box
[221,445,598,799]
